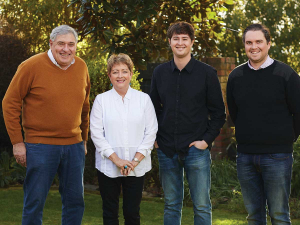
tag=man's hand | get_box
[13,142,27,167]
[154,141,159,149]
[84,141,87,155]
[189,140,208,150]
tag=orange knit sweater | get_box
[2,52,90,145]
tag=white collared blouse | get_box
[90,87,158,178]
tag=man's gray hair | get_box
[50,25,78,43]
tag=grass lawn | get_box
[1,187,299,225]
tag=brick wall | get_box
[202,57,236,159]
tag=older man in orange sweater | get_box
[2,25,90,225]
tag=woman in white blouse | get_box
[90,53,158,225]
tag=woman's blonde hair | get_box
[107,53,134,74]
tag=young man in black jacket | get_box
[227,24,300,225]
[150,21,225,225]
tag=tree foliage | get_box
[72,0,234,69]
[219,0,300,73]
[0,0,79,53]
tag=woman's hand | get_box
[124,152,145,175]
[124,160,139,175]
[108,153,134,175]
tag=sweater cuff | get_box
[11,134,24,146]
[81,130,88,141]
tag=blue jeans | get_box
[237,152,293,225]
[22,142,85,225]
[157,146,212,225]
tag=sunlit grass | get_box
[1,187,299,225]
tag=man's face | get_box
[244,30,270,68]
[49,33,77,69]
[168,33,194,60]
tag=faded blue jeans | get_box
[157,146,212,225]
[22,142,85,225]
[237,152,293,225]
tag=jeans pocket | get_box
[192,145,207,151]
[156,149,176,170]
[269,153,291,160]
[25,142,41,151]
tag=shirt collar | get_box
[47,49,75,70]
[248,55,274,70]
[112,86,132,100]
[171,54,196,73]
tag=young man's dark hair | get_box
[167,21,195,40]
[242,23,271,44]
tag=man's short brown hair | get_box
[242,24,271,44]
[167,22,195,40]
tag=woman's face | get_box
[109,63,132,91]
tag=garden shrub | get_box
[0,151,12,187]
[144,149,162,196]
[210,159,241,199]
[84,139,98,185]
[180,158,242,206]
[291,137,300,198]
[0,35,32,151]
[0,150,26,187]
[290,198,300,219]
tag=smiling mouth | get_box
[60,53,71,57]
[117,80,125,83]
[250,49,261,54]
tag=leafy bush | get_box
[211,159,241,200]
[0,151,12,187]
[0,150,26,188]
[291,138,300,198]
[181,158,241,206]
[10,161,26,184]
[0,35,32,150]
[144,149,162,196]
[84,139,98,185]
[290,198,300,219]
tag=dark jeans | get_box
[22,142,85,225]
[237,152,293,225]
[97,171,145,225]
